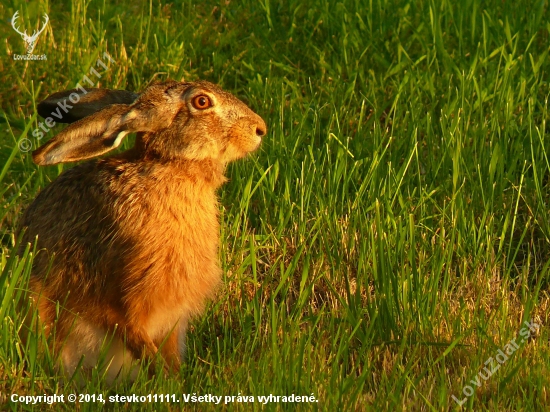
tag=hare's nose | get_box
[255,118,267,137]
[256,125,266,137]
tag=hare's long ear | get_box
[37,88,139,123]
[33,104,137,165]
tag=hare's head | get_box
[33,80,267,166]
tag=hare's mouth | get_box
[250,134,262,152]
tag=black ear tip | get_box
[37,100,51,120]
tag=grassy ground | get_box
[1,0,550,410]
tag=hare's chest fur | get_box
[109,163,223,336]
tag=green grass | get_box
[1,0,550,410]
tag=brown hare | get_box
[19,80,266,382]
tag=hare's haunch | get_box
[20,80,266,382]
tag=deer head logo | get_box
[11,11,49,54]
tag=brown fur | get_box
[19,80,266,381]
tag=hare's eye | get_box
[192,95,212,110]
